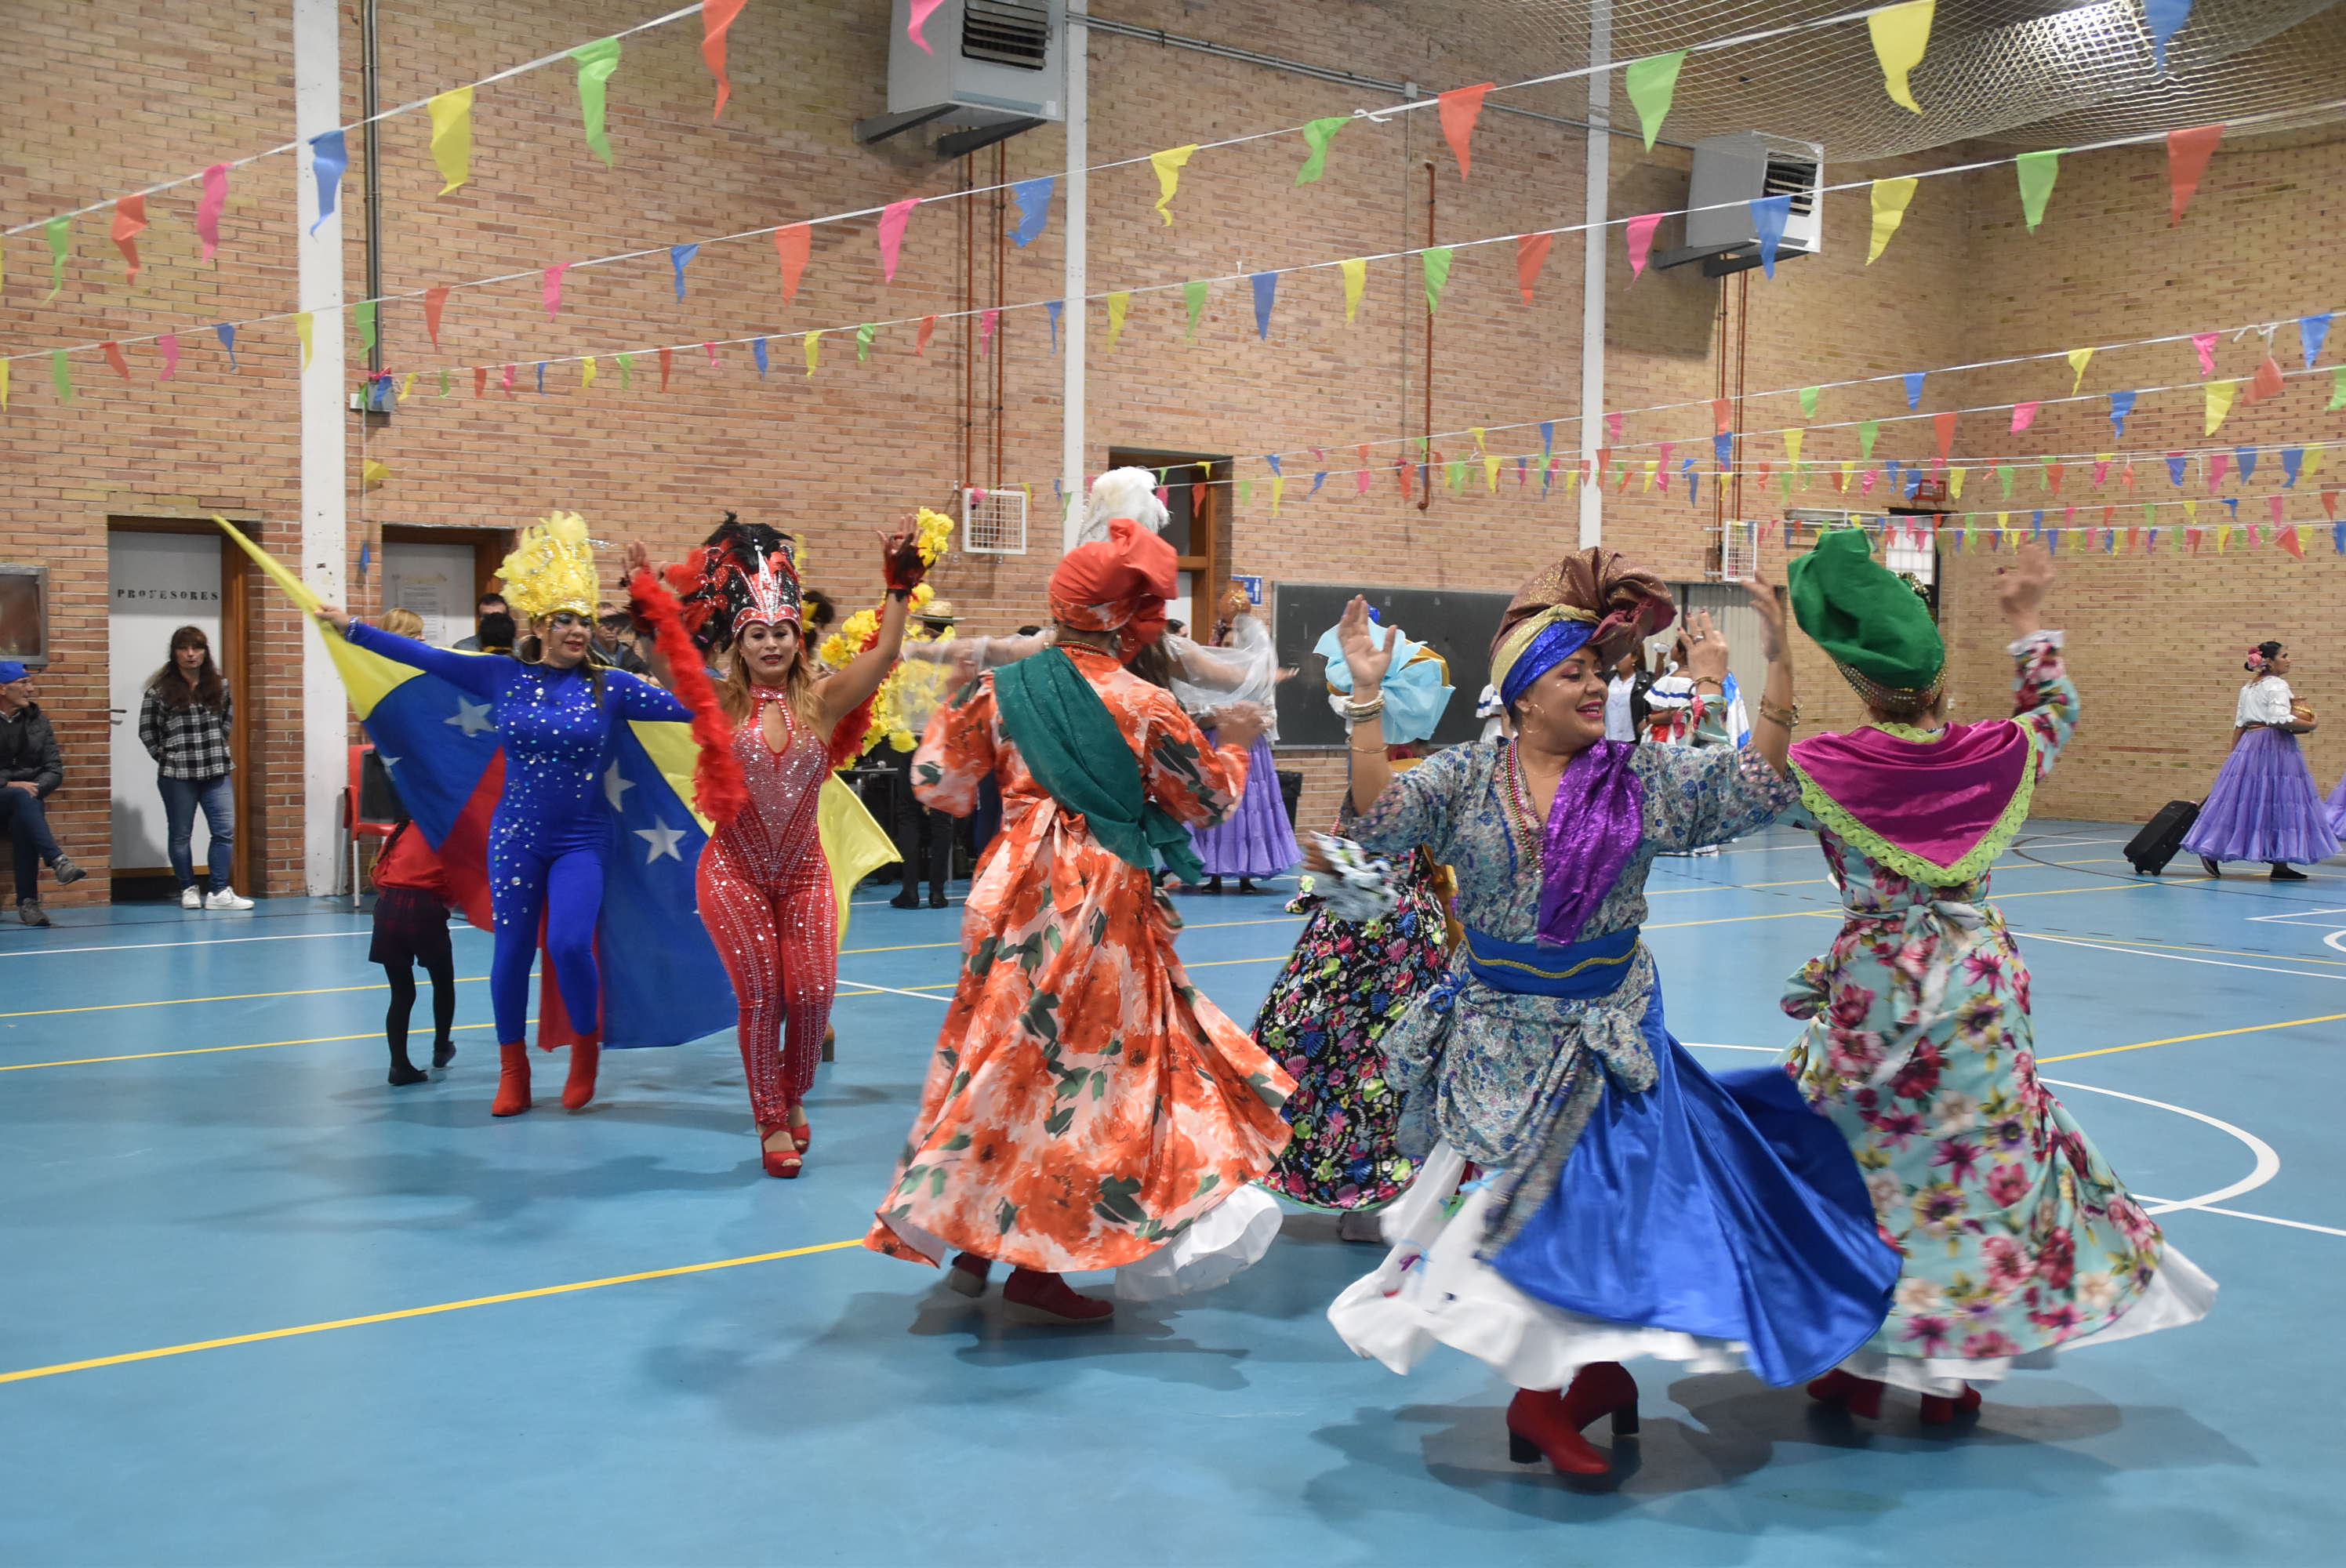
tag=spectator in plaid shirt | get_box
[139,626,252,910]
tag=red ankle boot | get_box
[1506,1362,1638,1475]
[1919,1384,1982,1425]
[492,1041,532,1117]
[1002,1268,1114,1323]
[561,1038,600,1110]
[1806,1368,1886,1418]
[946,1252,991,1297]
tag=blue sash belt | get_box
[1462,924,1640,1000]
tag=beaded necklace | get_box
[1503,739,1549,851]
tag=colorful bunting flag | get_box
[670,243,699,299]
[1009,176,1052,245]
[1295,117,1350,185]
[1251,271,1276,339]
[100,340,129,380]
[877,198,919,281]
[703,0,748,120]
[658,347,672,390]
[2192,331,2217,376]
[111,195,146,283]
[803,332,820,376]
[1422,247,1454,313]
[1516,233,1552,303]
[1858,419,1880,459]
[774,223,810,301]
[2282,446,2304,487]
[1437,84,1491,179]
[1783,429,1803,466]
[49,350,71,403]
[1149,145,1198,225]
[2010,401,2039,434]
[216,323,237,368]
[1903,371,1926,409]
[1869,0,1936,114]
[1047,299,1062,353]
[354,299,376,350]
[309,129,347,235]
[1625,214,1663,281]
[158,332,179,380]
[1867,178,1918,264]
[197,163,229,260]
[583,354,599,390]
[1338,259,1364,323]
[2065,347,2094,393]
[2236,447,2258,483]
[1183,279,1208,339]
[2300,312,2332,371]
[42,215,70,301]
[1799,386,1820,419]
[2166,123,2222,223]
[1749,194,1791,278]
[616,351,633,390]
[855,323,877,362]
[427,87,474,194]
[2144,0,2194,71]
[2108,389,2136,436]
[572,38,622,166]
[1105,291,1132,351]
[907,0,946,52]
[2205,378,2237,434]
[543,263,567,319]
[292,310,314,369]
[1624,52,1686,151]
[981,307,1000,354]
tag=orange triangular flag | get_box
[2247,354,2286,403]
[775,223,811,302]
[2276,524,2304,560]
[423,285,449,348]
[1438,84,1491,180]
[1711,398,1732,435]
[2166,124,2223,226]
[1516,232,1552,303]
[701,0,748,122]
[111,195,147,283]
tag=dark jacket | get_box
[0,702,64,797]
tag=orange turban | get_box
[1049,517,1177,659]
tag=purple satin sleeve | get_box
[1534,739,1645,946]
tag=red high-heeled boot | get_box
[561,1037,600,1110]
[492,1041,532,1117]
[1806,1368,1886,1418]
[1507,1361,1639,1475]
[1918,1384,1982,1425]
[1002,1268,1114,1323]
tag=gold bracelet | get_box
[1756,700,1801,728]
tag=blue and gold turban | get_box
[1488,548,1675,709]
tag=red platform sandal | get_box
[757,1123,802,1178]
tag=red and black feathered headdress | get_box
[663,513,804,654]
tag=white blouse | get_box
[2235,674,2295,728]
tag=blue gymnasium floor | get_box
[3,818,2342,1567]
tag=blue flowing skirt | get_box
[1491,990,1899,1388]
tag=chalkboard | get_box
[1269,583,1514,749]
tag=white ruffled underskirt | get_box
[1327,1145,1755,1392]
[1115,1185,1285,1301]
[1838,1247,2219,1396]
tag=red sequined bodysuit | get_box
[697,686,838,1125]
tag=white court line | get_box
[838,980,953,1002]
[2246,907,2346,927]
[2330,931,2346,957]
[2128,1200,2346,1239]
[2013,929,2346,982]
[0,930,380,960]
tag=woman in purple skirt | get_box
[1184,584,1299,893]
[2326,763,2346,837]
[2185,641,2339,880]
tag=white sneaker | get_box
[180,887,202,909]
[204,888,254,911]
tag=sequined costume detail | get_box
[699,686,839,1123]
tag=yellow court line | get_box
[0,1022,495,1073]
[0,1240,865,1385]
[0,975,489,1021]
[2041,1012,2346,1062]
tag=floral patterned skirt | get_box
[1255,877,1451,1210]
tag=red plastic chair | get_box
[344,744,401,907]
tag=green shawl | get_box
[992,648,1208,884]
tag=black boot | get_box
[2271,862,2309,881]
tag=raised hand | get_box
[621,540,652,580]
[1681,610,1730,682]
[1996,540,2054,619]
[312,601,352,635]
[1739,576,1789,662]
[1335,594,1397,691]
[880,517,924,591]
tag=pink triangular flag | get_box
[2010,401,2040,434]
[1604,411,1623,443]
[158,331,180,380]
[703,340,718,368]
[877,198,918,282]
[980,307,1000,355]
[2208,451,2231,488]
[1356,444,1371,495]
[2192,332,2217,376]
[542,263,568,319]
[907,0,946,53]
[1624,213,1664,281]
[197,163,229,260]
[1437,84,1491,180]
[2269,495,2286,526]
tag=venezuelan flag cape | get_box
[223,521,894,1049]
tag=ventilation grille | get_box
[1763,157,1818,216]
[1714,518,1760,580]
[963,486,1027,554]
[963,0,1051,68]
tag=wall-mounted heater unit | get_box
[1654,132,1824,278]
[857,1,1066,158]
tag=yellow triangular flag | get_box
[2215,524,2231,553]
[1484,453,1502,492]
[1642,460,1658,492]
[1470,427,1487,452]
[293,310,314,368]
[2182,499,2198,521]
[427,87,474,194]
[1866,178,1918,265]
[1149,144,1198,227]
[1949,466,1966,499]
[2066,347,2093,394]
[804,331,821,377]
[1106,290,1131,351]
[1338,258,1365,322]
[1783,429,1803,466]
[361,458,391,489]
[2204,378,2237,434]
[1270,474,1285,516]
[0,358,9,412]
[1869,0,1935,115]
[1564,466,1580,495]
[582,356,597,390]
[2305,447,2325,477]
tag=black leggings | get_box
[383,955,456,1059]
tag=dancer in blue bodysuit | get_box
[316,513,697,1116]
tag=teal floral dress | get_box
[1780,634,2215,1392]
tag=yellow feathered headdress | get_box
[499,511,601,621]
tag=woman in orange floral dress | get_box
[866,518,1295,1322]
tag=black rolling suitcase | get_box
[2125,800,2199,874]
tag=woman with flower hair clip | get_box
[2182,639,2337,880]
[1778,535,2214,1427]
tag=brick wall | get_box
[6,3,2338,899]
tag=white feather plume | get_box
[1077,466,1170,545]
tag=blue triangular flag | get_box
[2108,389,2137,437]
[1905,469,1923,498]
[1682,458,1698,506]
[1749,194,1792,278]
[215,322,237,369]
[2166,452,2187,485]
[309,130,347,235]
[2103,528,2115,553]
[2235,446,2258,483]
[2221,497,2239,519]
[2301,312,2333,370]
[1713,431,1732,469]
[1251,271,1276,339]
[1887,459,1905,492]
[1902,371,1925,410]
[2282,446,2304,488]
[358,539,372,579]
[2032,509,2045,538]
[1311,468,1327,495]
[1009,177,1054,248]
[1046,299,1062,353]
[2334,521,2345,555]
[670,244,699,300]
[1538,420,1555,455]
[2144,0,2194,71]
[752,336,768,377]
[1265,454,1282,477]
[535,361,547,393]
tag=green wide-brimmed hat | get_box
[1787,528,1945,699]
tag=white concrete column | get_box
[294,0,348,895]
[1577,0,1611,550]
[1059,14,1088,551]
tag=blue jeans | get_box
[0,786,61,901]
[158,773,234,892]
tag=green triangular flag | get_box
[1184,278,1208,339]
[1857,419,1879,459]
[438,369,451,397]
[1623,51,1687,152]
[1447,460,1465,492]
[354,299,376,350]
[1780,470,1793,501]
[1239,478,1252,506]
[571,37,622,168]
[616,350,634,390]
[1997,463,2015,498]
[2332,365,2346,410]
[50,349,72,402]
[43,215,70,301]
[1799,386,1820,419]
[1295,116,1350,185]
[856,322,877,361]
[1422,247,1454,314]
[2015,149,2061,233]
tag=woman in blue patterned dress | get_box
[1778,534,2214,1424]
[1325,549,1899,1480]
